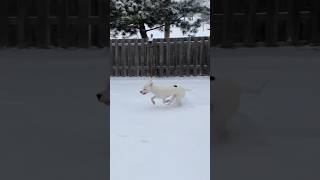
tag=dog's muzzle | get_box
[140,90,147,95]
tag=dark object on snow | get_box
[210,76,216,81]
[96,90,110,105]
[173,85,178,87]
[96,93,102,100]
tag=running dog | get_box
[211,76,270,144]
[140,80,187,106]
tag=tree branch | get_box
[145,14,186,32]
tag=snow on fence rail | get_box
[212,0,320,47]
[111,37,210,77]
[0,0,108,48]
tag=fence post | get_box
[287,0,299,45]
[97,0,107,47]
[159,39,164,77]
[58,0,67,48]
[122,39,127,76]
[266,0,278,46]
[114,39,119,76]
[127,39,132,77]
[244,0,256,46]
[186,37,191,76]
[311,0,320,45]
[165,38,170,76]
[38,0,49,48]
[0,0,8,47]
[222,0,235,47]
[141,38,146,76]
[17,0,26,48]
[192,38,198,76]
[178,38,183,76]
[201,37,206,75]
[133,39,139,76]
[79,0,89,48]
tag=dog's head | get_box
[140,80,153,95]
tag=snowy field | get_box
[213,46,320,180]
[110,76,210,180]
[0,48,108,179]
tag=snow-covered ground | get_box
[213,46,320,180]
[0,48,108,179]
[110,76,210,180]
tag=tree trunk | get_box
[139,24,148,39]
[164,23,170,38]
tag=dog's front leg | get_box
[151,96,156,105]
[167,95,177,105]
[163,97,171,105]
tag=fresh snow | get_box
[0,48,108,179]
[110,76,210,180]
[213,46,320,180]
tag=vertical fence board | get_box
[266,0,277,46]
[38,0,49,48]
[311,0,320,44]
[58,0,68,48]
[244,0,256,46]
[172,38,178,76]
[287,0,299,44]
[166,38,170,76]
[17,0,25,48]
[192,39,198,76]
[178,38,183,76]
[114,39,119,76]
[111,42,114,75]
[159,39,164,77]
[222,0,234,47]
[140,39,146,76]
[133,39,138,76]
[79,0,89,48]
[128,39,133,76]
[186,37,191,76]
[200,37,205,75]
[0,0,8,47]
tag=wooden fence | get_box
[111,37,210,77]
[0,0,108,48]
[211,0,320,47]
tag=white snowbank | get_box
[110,76,210,180]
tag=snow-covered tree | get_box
[111,0,209,39]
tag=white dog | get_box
[140,80,187,106]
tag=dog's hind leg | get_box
[151,96,156,105]
[173,96,183,106]
[167,95,177,105]
[163,97,171,105]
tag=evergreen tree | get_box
[111,0,209,39]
